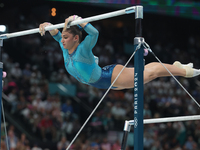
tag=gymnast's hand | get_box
[63,15,82,32]
[39,22,58,36]
[39,22,51,36]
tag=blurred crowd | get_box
[1,2,200,150]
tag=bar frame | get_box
[0,6,140,149]
[133,5,143,150]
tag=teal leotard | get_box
[53,23,117,89]
[53,23,101,84]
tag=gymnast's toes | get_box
[184,66,194,78]
[187,63,194,68]
[173,61,197,78]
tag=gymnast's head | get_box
[61,25,82,49]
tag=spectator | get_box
[52,107,62,140]
[30,83,41,95]
[143,104,152,119]
[43,95,53,113]
[90,142,100,150]
[61,115,74,138]
[112,139,121,150]
[184,136,197,150]
[1,123,6,141]
[57,69,71,84]
[31,65,42,80]
[7,88,18,113]
[10,62,22,80]
[15,141,26,150]
[22,63,32,79]
[144,134,154,149]
[32,95,45,112]
[57,136,69,150]
[124,89,133,102]
[17,95,28,113]
[38,115,55,141]
[29,73,40,85]
[150,141,162,150]
[102,112,114,131]
[31,143,42,150]
[50,72,58,82]
[100,138,111,150]
[104,41,114,54]
[111,102,126,120]
[19,133,30,147]
[1,140,7,150]
[61,99,74,116]
[51,94,61,109]
[7,129,18,150]
[91,111,103,133]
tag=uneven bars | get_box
[121,115,200,150]
[0,6,135,39]
[128,115,200,125]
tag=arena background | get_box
[1,0,200,149]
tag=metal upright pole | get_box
[133,6,143,150]
[0,39,3,146]
[120,121,131,150]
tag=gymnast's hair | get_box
[64,25,82,43]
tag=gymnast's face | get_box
[61,31,79,51]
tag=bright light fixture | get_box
[0,25,6,32]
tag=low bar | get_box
[0,6,135,39]
[129,115,200,126]
[121,115,200,150]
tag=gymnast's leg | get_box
[142,62,186,84]
[111,62,200,89]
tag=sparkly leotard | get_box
[53,23,117,89]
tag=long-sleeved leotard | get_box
[53,23,102,85]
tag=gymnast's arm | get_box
[63,15,99,50]
[81,23,99,51]
[49,28,59,36]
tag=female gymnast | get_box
[39,15,200,90]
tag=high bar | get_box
[128,115,200,125]
[0,6,136,39]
